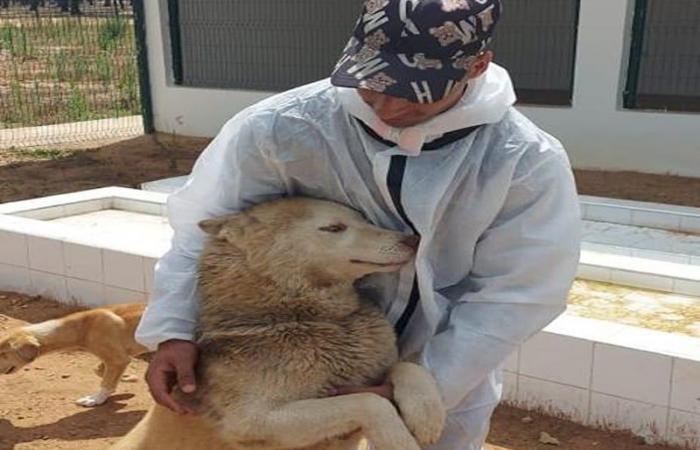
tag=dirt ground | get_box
[1,133,700,207]
[0,134,208,203]
[0,292,684,450]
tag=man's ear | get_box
[467,50,492,79]
[12,336,40,362]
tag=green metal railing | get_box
[624,0,700,113]
[0,0,153,147]
[624,0,648,110]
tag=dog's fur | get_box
[0,303,147,406]
[113,198,446,450]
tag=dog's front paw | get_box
[75,389,112,407]
[397,394,445,446]
[402,406,445,448]
[389,363,446,446]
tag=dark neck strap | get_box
[356,119,480,151]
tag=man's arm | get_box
[136,112,285,350]
[135,112,285,413]
[419,149,581,411]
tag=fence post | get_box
[624,0,648,109]
[167,0,183,85]
[133,0,154,133]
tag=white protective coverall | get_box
[136,64,581,450]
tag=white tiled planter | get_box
[579,249,700,296]
[592,344,672,406]
[588,393,668,443]
[581,195,700,234]
[668,410,700,449]
[0,187,169,306]
[520,333,593,389]
[0,264,31,293]
[1,185,699,448]
[0,229,29,267]
[671,360,700,415]
[515,375,590,423]
[505,314,700,448]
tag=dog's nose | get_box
[400,235,420,250]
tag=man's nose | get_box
[374,97,399,115]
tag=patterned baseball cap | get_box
[331,0,501,104]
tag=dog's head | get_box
[0,329,40,375]
[199,198,418,284]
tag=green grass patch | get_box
[0,14,141,128]
[8,147,78,161]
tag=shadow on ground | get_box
[0,395,145,449]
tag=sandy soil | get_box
[574,169,700,208]
[0,293,150,450]
[568,280,700,337]
[0,134,209,204]
[0,292,683,450]
[1,134,700,208]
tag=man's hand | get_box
[145,339,199,415]
[328,383,394,401]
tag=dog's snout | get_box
[400,235,420,250]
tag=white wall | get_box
[519,0,700,178]
[144,0,700,177]
[145,0,274,137]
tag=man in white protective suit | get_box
[136,0,582,448]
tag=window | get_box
[168,0,363,91]
[625,0,700,113]
[490,0,580,106]
[168,0,581,107]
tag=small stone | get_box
[17,416,24,420]
[121,374,139,382]
[539,431,560,446]
[521,416,534,424]
[642,435,657,445]
[61,374,70,379]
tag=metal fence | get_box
[168,0,580,106]
[170,0,364,92]
[490,0,580,106]
[0,0,146,149]
[625,0,700,112]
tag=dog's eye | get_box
[319,223,347,233]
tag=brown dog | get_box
[0,303,148,406]
[113,198,445,450]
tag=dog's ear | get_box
[11,336,40,362]
[199,213,260,241]
[199,217,229,237]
